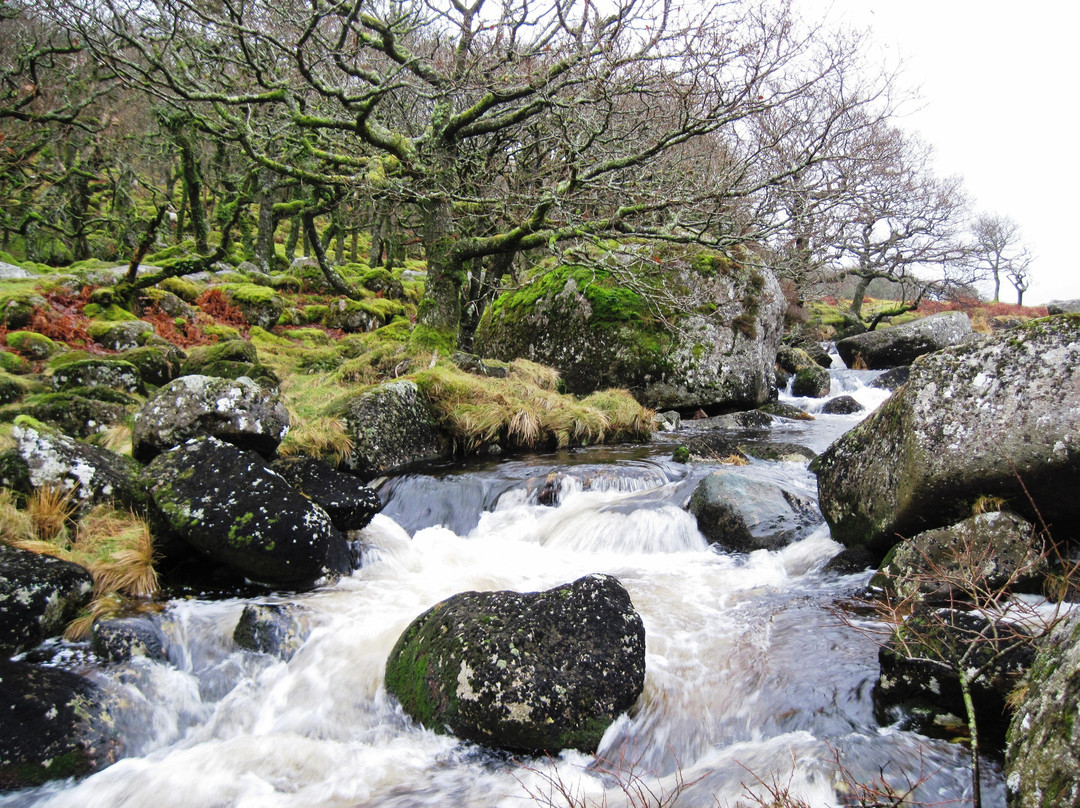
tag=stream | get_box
[2,366,1004,808]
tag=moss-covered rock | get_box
[0,291,46,329]
[474,251,784,411]
[384,574,646,754]
[222,283,284,329]
[0,349,32,375]
[87,319,154,351]
[119,345,186,387]
[791,365,831,398]
[341,379,449,478]
[51,359,145,395]
[6,330,60,360]
[17,392,129,438]
[180,339,258,375]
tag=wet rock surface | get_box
[0,546,93,657]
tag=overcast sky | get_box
[794,0,1079,305]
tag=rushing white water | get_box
[1,362,1002,808]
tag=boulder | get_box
[653,410,681,432]
[474,253,784,411]
[51,359,145,395]
[87,319,155,351]
[869,366,910,391]
[144,436,351,588]
[341,380,449,478]
[836,311,973,370]
[132,375,290,463]
[92,617,169,664]
[870,511,1046,603]
[1006,610,1080,808]
[0,659,120,788]
[222,283,284,329]
[20,392,129,439]
[6,330,59,360]
[0,546,93,657]
[12,418,145,513]
[791,365,831,398]
[1047,299,1080,315]
[814,316,1080,559]
[233,603,312,661]
[384,574,645,754]
[119,345,186,387]
[875,607,1033,744]
[686,471,821,552]
[180,339,258,375]
[270,455,382,532]
[819,395,864,415]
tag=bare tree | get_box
[969,213,1033,303]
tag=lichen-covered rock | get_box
[1006,610,1080,808]
[233,603,312,660]
[791,365,831,398]
[341,379,449,478]
[0,546,93,657]
[92,617,168,664]
[19,392,129,439]
[119,345,186,387]
[869,366,910,391]
[180,340,259,375]
[12,418,145,513]
[87,319,154,350]
[814,316,1080,559]
[875,607,1033,744]
[384,574,645,755]
[0,659,120,788]
[819,395,864,415]
[686,471,821,552]
[51,358,145,395]
[474,254,784,411]
[223,283,284,329]
[144,436,351,588]
[6,330,59,360]
[0,291,46,329]
[132,375,290,463]
[271,455,382,532]
[870,511,1046,603]
[836,311,972,370]
[1047,299,1080,315]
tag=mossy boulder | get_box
[132,375,290,463]
[0,659,120,788]
[0,350,32,375]
[119,345,186,387]
[1006,610,1080,808]
[222,283,284,329]
[17,392,129,439]
[87,319,155,351]
[51,359,145,395]
[814,316,1080,560]
[384,574,646,755]
[836,311,973,370]
[6,330,60,360]
[791,365,831,398]
[474,253,784,411]
[0,292,46,329]
[341,379,449,478]
[0,545,94,656]
[144,436,351,588]
[321,297,404,332]
[180,339,258,375]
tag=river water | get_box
[3,368,1003,808]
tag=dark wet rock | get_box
[874,607,1033,745]
[814,316,1080,560]
[51,359,144,395]
[819,395,864,415]
[1006,610,1080,808]
[12,418,145,513]
[0,659,120,788]
[694,410,775,431]
[474,255,784,411]
[271,454,382,532]
[132,375,290,463]
[776,345,816,374]
[870,512,1046,603]
[233,603,312,660]
[0,546,93,657]
[868,366,910,391]
[92,617,168,664]
[687,471,821,552]
[341,380,449,478]
[119,345,187,387]
[1046,299,1080,315]
[741,442,817,463]
[836,311,972,370]
[791,365,831,398]
[144,437,351,588]
[384,574,645,755]
[758,401,814,421]
[821,545,876,574]
[450,352,510,379]
[681,433,814,463]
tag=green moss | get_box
[224,282,281,305]
[202,324,242,341]
[159,276,203,302]
[6,330,60,359]
[0,350,32,374]
[409,323,457,355]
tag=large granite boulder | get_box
[814,316,1080,559]
[341,380,449,478]
[473,253,785,411]
[836,311,972,370]
[51,358,145,395]
[1006,610,1080,808]
[92,616,169,664]
[687,472,821,552]
[0,660,120,788]
[1047,299,1080,315]
[0,546,94,657]
[132,375,290,463]
[384,574,646,754]
[270,455,382,532]
[11,417,146,513]
[144,437,351,588]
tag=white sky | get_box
[793,0,1080,305]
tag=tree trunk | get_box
[285,214,300,261]
[253,169,278,271]
[1017,289,1024,306]
[174,127,210,254]
[992,268,1001,303]
[414,197,463,352]
[848,275,871,319]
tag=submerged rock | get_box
[384,574,645,755]
[835,311,972,370]
[814,316,1080,560]
[233,603,312,661]
[819,395,863,415]
[0,546,93,657]
[144,437,351,588]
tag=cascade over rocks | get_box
[687,471,821,552]
[384,574,646,755]
[814,316,1080,559]
[233,603,312,661]
[473,254,784,411]
[341,379,449,478]
[144,436,351,588]
[1006,610,1080,808]
[0,546,93,657]
[132,374,290,463]
[0,659,120,789]
[836,310,973,369]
